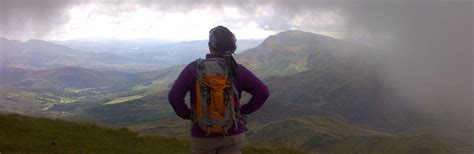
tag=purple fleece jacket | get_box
[168,54,269,137]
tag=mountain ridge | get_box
[232,29,412,130]
[0,38,167,72]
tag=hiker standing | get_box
[168,25,269,154]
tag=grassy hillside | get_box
[0,114,302,153]
[83,97,171,125]
[247,115,472,154]
[0,86,48,115]
[69,104,472,154]
[236,30,374,78]
[233,30,415,130]
[0,114,188,153]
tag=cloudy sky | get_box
[2,0,469,42]
[1,0,347,41]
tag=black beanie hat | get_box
[209,26,237,53]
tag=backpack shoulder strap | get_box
[195,58,205,81]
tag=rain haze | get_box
[1,0,473,134]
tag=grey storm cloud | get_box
[0,0,82,39]
[1,0,472,38]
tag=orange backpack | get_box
[192,58,240,136]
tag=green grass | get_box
[318,134,459,154]
[2,111,469,154]
[0,114,189,153]
[243,147,305,154]
[0,114,304,153]
[104,95,143,105]
[247,115,472,154]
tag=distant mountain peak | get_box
[25,39,52,45]
[274,30,335,39]
[259,30,336,48]
[276,29,313,35]
[0,37,21,44]
[0,37,23,50]
[22,38,79,53]
[0,37,8,41]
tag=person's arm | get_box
[168,63,194,119]
[240,66,270,114]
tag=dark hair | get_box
[208,26,237,53]
[208,26,239,77]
